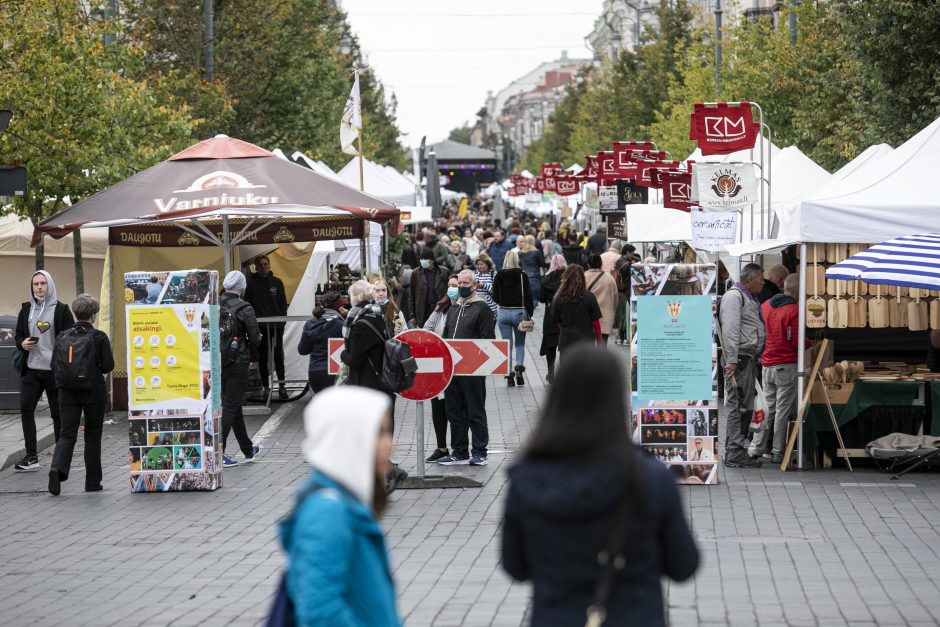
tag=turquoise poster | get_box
[636,295,713,403]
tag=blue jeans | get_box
[498,307,526,366]
[528,276,541,310]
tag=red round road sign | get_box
[396,329,454,401]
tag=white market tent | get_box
[769,146,830,215]
[339,157,416,206]
[0,214,108,316]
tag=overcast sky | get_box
[340,0,604,149]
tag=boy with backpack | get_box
[48,294,114,495]
[219,271,263,468]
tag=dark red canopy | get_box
[35,135,400,243]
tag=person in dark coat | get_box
[538,255,566,384]
[297,291,346,394]
[408,248,448,329]
[561,234,586,267]
[493,252,534,387]
[585,226,608,256]
[502,345,699,627]
[48,294,114,495]
[13,270,74,472]
[486,228,513,271]
[436,270,496,467]
[244,254,289,400]
[551,265,603,353]
[220,271,263,468]
[341,280,387,396]
[758,264,789,304]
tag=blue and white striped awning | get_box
[826,233,940,290]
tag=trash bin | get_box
[0,315,21,410]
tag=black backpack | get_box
[359,319,418,393]
[52,325,99,390]
[219,300,250,366]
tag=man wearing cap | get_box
[220,271,263,468]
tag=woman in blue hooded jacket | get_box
[279,386,400,626]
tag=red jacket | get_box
[761,294,807,366]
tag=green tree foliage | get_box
[128,0,407,170]
[526,1,940,174]
[0,0,205,222]
[448,124,473,145]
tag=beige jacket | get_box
[585,269,619,334]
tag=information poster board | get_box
[126,270,222,492]
[630,263,719,484]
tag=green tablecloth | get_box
[929,381,940,436]
[804,380,920,432]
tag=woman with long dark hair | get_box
[538,254,566,384]
[501,346,698,626]
[550,264,603,353]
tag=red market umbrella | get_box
[35,135,400,270]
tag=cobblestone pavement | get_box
[2,318,940,625]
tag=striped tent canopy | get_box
[826,233,940,290]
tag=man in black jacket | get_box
[586,226,609,257]
[48,294,114,495]
[13,271,75,472]
[220,271,263,468]
[244,255,289,400]
[437,269,496,467]
[408,248,448,328]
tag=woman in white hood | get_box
[278,386,401,626]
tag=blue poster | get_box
[636,295,713,403]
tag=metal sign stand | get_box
[397,400,483,489]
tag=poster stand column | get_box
[796,242,808,469]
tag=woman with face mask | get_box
[421,275,459,462]
[372,280,407,337]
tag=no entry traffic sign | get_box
[395,329,453,401]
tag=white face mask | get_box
[420,260,430,269]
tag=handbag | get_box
[517,278,534,332]
[585,485,632,627]
[12,346,25,373]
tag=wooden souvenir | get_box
[908,288,928,331]
[868,284,889,329]
[826,243,846,264]
[930,298,940,329]
[847,281,867,328]
[807,247,827,329]
[827,282,848,329]
[889,290,909,328]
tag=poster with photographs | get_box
[630,264,720,485]
[126,270,222,493]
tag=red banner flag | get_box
[662,170,694,212]
[596,151,618,186]
[535,177,545,193]
[690,102,757,155]
[541,162,562,178]
[584,155,598,179]
[647,160,682,189]
[544,173,558,192]
[555,175,580,197]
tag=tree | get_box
[0,0,207,278]
[448,124,473,145]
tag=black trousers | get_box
[221,364,253,456]
[308,371,336,395]
[430,396,448,450]
[444,377,488,457]
[20,368,61,458]
[52,385,105,490]
[258,323,285,385]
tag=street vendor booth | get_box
[729,115,940,467]
[34,135,401,410]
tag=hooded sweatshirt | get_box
[280,387,400,626]
[444,292,496,340]
[27,271,60,371]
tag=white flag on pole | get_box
[691,162,758,208]
[340,72,361,156]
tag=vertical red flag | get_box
[662,170,695,212]
[584,155,598,178]
[690,102,757,155]
[596,150,618,186]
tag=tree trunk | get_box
[31,199,44,271]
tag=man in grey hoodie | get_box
[13,271,75,471]
[719,263,767,468]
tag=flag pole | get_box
[355,68,369,276]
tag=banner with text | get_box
[690,210,738,252]
[691,162,758,208]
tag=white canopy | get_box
[786,116,940,243]
[626,205,691,242]
[769,146,830,212]
[339,157,416,206]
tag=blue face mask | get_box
[376,298,388,306]
[420,259,430,269]
[447,287,459,301]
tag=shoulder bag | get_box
[517,278,535,333]
[585,487,632,627]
